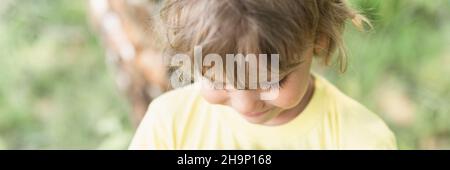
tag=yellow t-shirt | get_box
[129,75,397,149]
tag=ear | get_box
[313,34,330,56]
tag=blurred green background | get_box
[0,0,449,149]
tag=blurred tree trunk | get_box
[88,0,170,127]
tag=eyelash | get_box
[205,76,288,90]
[279,77,288,88]
[267,77,288,91]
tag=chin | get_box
[243,117,266,124]
[241,112,276,125]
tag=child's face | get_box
[200,48,314,126]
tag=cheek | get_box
[270,69,311,109]
[272,87,305,109]
[200,87,228,104]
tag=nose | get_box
[228,90,263,114]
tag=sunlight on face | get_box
[200,48,315,125]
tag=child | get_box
[129,0,397,149]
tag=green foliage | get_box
[0,0,132,149]
[320,0,450,149]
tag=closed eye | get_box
[266,76,288,91]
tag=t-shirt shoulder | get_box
[147,83,202,116]
[320,77,397,149]
[129,83,202,149]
